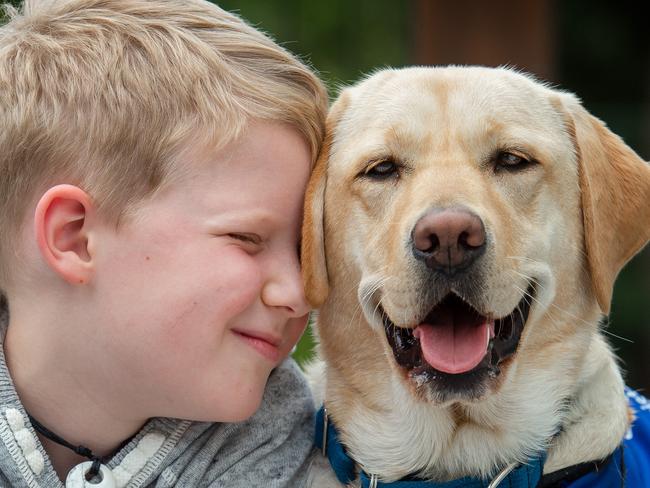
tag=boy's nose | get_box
[262,258,311,317]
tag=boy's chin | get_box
[200,381,267,423]
[180,395,263,423]
[173,366,272,423]
[220,396,263,422]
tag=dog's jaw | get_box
[357,269,536,404]
[381,285,534,404]
[311,259,630,482]
[313,299,628,482]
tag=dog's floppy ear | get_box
[302,141,329,308]
[302,91,350,308]
[560,94,650,315]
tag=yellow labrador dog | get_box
[303,67,650,487]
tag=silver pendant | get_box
[65,461,117,488]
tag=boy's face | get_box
[90,122,311,422]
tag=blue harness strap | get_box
[562,388,650,487]
[315,407,357,485]
[315,390,650,487]
[314,406,546,488]
[358,459,545,488]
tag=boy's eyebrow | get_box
[203,209,284,229]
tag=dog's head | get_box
[303,67,650,405]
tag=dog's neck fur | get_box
[307,305,629,484]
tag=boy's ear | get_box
[34,184,96,285]
[560,94,650,315]
[301,92,350,308]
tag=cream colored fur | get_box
[303,67,650,487]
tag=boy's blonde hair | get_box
[0,0,327,289]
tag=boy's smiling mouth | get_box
[232,329,282,363]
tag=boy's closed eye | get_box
[225,232,264,252]
[227,233,262,245]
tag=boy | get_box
[0,0,327,486]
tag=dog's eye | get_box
[365,160,399,179]
[495,151,534,171]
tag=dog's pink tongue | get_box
[415,310,494,374]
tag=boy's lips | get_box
[232,328,282,363]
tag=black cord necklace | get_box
[28,414,105,478]
[27,413,125,486]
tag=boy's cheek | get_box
[280,314,309,359]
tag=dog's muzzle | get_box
[382,283,535,399]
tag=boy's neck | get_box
[2,300,147,481]
[36,435,101,482]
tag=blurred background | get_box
[215,0,650,391]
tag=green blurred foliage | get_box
[0,0,20,23]
[293,316,317,366]
[216,0,411,94]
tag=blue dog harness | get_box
[559,389,650,488]
[314,389,650,487]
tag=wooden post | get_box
[413,0,555,82]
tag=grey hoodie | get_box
[0,296,314,487]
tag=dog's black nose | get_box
[412,208,486,274]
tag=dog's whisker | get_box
[316,274,366,332]
[509,269,543,287]
[516,302,525,330]
[361,279,385,309]
[370,278,391,319]
[505,255,544,265]
[511,282,634,344]
[335,270,393,332]
[598,328,634,343]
